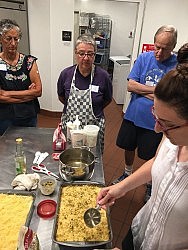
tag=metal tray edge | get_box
[52,181,113,247]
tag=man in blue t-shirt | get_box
[112,25,178,202]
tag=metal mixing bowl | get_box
[59,148,95,181]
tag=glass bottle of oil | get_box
[15,138,26,175]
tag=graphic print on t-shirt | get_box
[145,68,164,86]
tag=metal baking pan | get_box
[0,189,36,226]
[52,181,113,247]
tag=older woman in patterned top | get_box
[0,19,42,135]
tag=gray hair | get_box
[75,33,97,52]
[154,25,177,48]
[0,19,22,38]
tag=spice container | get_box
[73,115,81,130]
[83,125,99,147]
[66,121,74,141]
[15,138,26,175]
[70,129,85,148]
[39,176,57,195]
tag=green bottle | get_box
[15,138,26,175]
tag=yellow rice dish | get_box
[0,193,33,250]
[56,185,110,242]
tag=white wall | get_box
[118,0,188,68]
[50,0,74,111]
[140,0,188,53]
[28,0,74,112]
[27,0,188,112]
[27,0,51,110]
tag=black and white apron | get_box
[61,65,105,153]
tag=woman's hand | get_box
[29,83,36,89]
[97,182,127,210]
[97,158,155,210]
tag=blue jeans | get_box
[0,117,37,136]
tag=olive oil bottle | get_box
[15,138,26,175]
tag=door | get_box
[73,11,79,64]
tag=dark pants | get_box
[122,228,134,250]
[116,119,163,160]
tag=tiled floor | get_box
[38,99,146,249]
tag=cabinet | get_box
[110,56,131,105]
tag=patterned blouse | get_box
[0,54,40,119]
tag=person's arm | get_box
[144,93,154,100]
[0,61,42,103]
[103,71,113,108]
[97,135,166,209]
[97,158,154,209]
[58,95,65,104]
[128,79,155,95]
[127,53,156,98]
[28,61,42,97]
[57,69,67,105]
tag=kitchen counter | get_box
[0,127,108,250]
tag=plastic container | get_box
[66,121,75,142]
[73,115,81,130]
[37,199,57,219]
[83,125,99,147]
[38,176,57,195]
[70,129,85,148]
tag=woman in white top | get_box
[97,43,188,250]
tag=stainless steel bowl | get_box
[59,148,95,181]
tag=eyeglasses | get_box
[76,51,96,58]
[152,106,188,132]
[3,36,20,44]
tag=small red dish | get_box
[37,199,57,219]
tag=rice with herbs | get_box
[55,185,110,242]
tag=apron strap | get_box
[72,64,95,88]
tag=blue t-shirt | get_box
[125,51,177,130]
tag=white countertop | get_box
[109,55,130,62]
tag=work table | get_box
[0,127,107,250]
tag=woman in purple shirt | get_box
[57,33,112,152]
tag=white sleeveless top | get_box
[132,138,188,250]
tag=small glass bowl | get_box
[38,176,57,195]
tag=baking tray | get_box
[52,181,113,247]
[0,189,36,227]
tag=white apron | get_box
[61,65,105,152]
